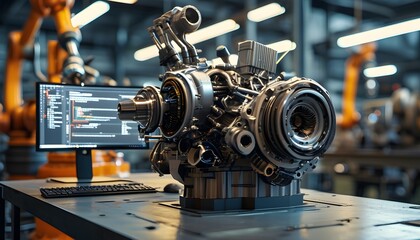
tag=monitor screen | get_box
[36,82,147,151]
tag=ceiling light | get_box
[229,54,239,65]
[134,45,160,62]
[186,19,239,44]
[134,19,239,61]
[267,40,296,53]
[363,65,397,78]
[337,17,420,48]
[108,0,137,3]
[247,3,286,22]
[211,54,239,66]
[71,1,110,28]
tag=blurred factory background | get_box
[1,0,420,203]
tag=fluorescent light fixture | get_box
[229,54,238,65]
[186,19,239,44]
[337,17,420,48]
[363,65,397,78]
[267,40,296,53]
[134,45,159,62]
[211,54,239,66]
[134,19,239,61]
[108,0,137,3]
[247,3,286,22]
[71,1,110,28]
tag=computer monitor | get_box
[36,82,147,182]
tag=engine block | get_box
[118,5,336,210]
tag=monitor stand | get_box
[47,149,127,184]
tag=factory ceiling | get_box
[0,0,419,108]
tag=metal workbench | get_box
[1,173,420,239]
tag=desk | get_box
[1,173,420,240]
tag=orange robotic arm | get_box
[337,43,376,129]
[1,0,82,135]
[48,40,67,83]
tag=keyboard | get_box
[40,183,157,198]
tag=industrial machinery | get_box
[0,1,125,239]
[119,5,336,210]
[329,43,376,152]
[338,43,376,130]
[0,0,91,181]
[363,88,420,148]
[334,42,419,148]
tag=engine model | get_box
[118,5,336,210]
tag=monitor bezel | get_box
[35,82,147,152]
